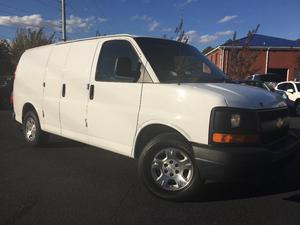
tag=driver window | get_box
[95,40,140,82]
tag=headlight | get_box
[210,107,258,144]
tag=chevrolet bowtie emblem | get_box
[276,118,284,128]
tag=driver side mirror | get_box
[287,88,294,93]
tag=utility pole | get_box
[61,0,67,41]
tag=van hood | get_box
[183,83,286,109]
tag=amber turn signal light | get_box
[212,133,258,144]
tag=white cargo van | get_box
[13,35,298,200]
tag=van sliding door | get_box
[43,44,70,135]
[59,40,98,143]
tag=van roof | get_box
[25,34,187,52]
[55,34,137,45]
[25,34,137,52]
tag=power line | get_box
[0,9,60,31]
[89,0,102,13]
[0,3,57,21]
[32,0,61,11]
[0,3,34,15]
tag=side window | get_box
[277,83,287,91]
[286,83,295,91]
[95,40,141,82]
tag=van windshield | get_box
[134,37,227,83]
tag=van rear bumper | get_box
[192,131,299,181]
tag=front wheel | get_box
[138,133,203,201]
[23,111,49,146]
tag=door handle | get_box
[62,83,66,97]
[89,84,94,100]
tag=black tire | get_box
[23,111,49,147]
[295,101,300,117]
[138,132,203,201]
[2,97,10,110]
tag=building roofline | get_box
[204,46,221,56]
[221,45,300,49]
[205,45,300,56]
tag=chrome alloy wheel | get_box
[25,117,37,142]
[151,148,194,191]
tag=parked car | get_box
[13,35,298,200]
[239,80,294,111]
[248,73,286,88]
[0,76,13,109]
[240,80,275,91]
[249,73,286,82]
[275,81,300,116]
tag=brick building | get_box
[205,34,300,81]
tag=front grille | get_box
[257,108,289,145]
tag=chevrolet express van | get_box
[13,35,298,200]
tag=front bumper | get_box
[192,131,299,181]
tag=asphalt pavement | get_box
[0,110,300,225]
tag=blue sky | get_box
[0,0,299,49]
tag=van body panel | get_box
[137,83,227,146]
[60,40,99,143]
[13,35,299,199]
[14,45,53,126]
[87,39,143,156]
[42,44,69,135]
[87,82,143,156]
[187,83,287,109]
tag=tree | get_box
[10,28,55,66]
[227,25,261,80]
[95,30,106,37]
[174,18,189,43]
[0,40,14,76]
[163,18,189,43]
[296,38,300,42]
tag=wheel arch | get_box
[22,102,41,124]
[133,123,191,159]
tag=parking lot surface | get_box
[0,111,300,225]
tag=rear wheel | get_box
[23,111,49,146]
[138,133,203,201]
[295,100,300,117]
